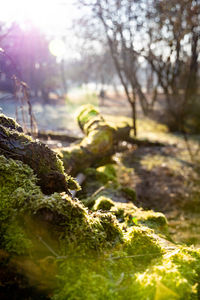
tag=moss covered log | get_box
[0,155,123,252]
[1,113,200,299]
[0,154,123,297]
[60,105,164,175]
[59,105,130,175]
[0,114,79,194]
[1,153,200,299]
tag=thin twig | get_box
[36,235,59,257]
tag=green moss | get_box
[2,146,200,299]
[53,245,200,300]
[85,164,117,185]
[124,226,163,264]
[92,211,123,245]
[83,116,104,134]
[66,175,81,191]
[77,104,100,132]
[0,155,40,221]
[81,126,114,156]
[132,248,200,299]
[121,186,137,202]
[0,155,123,258]
[110,202,168,236]
[93,196,114,211]
[111,206,125,219]
[138,210,168,229]
[0,114,23,132]
[52,256,117,300]
[77,106,115,156]
[2,222,32,255]
[81,197,96,209]
[0,155,40,255]
[0,123,79,194]
[61,105,117,174]
[96,164,117,182]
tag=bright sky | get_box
[0,0,81,58]
[0,0,77,34]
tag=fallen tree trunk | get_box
[60,105,165,175]
[60,105,135,175]
[37,130,81,144]
[0,114,79,194]
[37,129,165,148]
[60,105,119,175]
[1,112,200,300]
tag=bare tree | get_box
[145,0,200,131]
[77,0,154,136]
[77,0,200,134]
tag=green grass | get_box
[66,87,98,107]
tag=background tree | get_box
[0,23,59,101]
[145,0,200,132]
[77,0,200,134]
[77,0,157,136]
[62,44,118,91]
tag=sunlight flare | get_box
[49,39,66,58]
[0,0,74,33]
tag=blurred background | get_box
[0,0,199,136]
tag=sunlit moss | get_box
[2,152,200,299]
[85,164,118,185]
[61,105,116,174]
[0,114,23,132]
[0,119,79,194]
[81,126,114,155]
[124,226,163,264]
[133,249,199,299]
[133,210,167,230]
[0,155,122,257]
[53,245,200,300]
[93,196,114,211]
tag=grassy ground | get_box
[0,87,98,134]
[104,114,200,247]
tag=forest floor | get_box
[1,90,200,247]
[115,134,200,246]
[101,94,200,247]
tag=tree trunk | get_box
[131,96,137,137]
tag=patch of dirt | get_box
[121,146,188,211]
[119,143,200,246]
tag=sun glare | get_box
[0,0,75,34]
[49,39,66,58]
[0,0,80,59]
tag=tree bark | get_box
[0,115,78,194]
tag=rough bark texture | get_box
[0,115,78,194]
